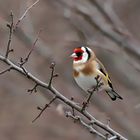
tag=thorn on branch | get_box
[32,96,57,123]
[48,62,58,88]
[27,83,39,94]
[37,106,42,110]
[5,11,14,59]
[6,24,11,28]
[82,75,103,111]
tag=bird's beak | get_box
[70,53,77,58]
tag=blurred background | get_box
[0,0,140,140]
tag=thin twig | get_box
[0,67,12,75]
[48,62,58,88]
[19,29,41,66]
[17,30,41,78]
[27,83,39,94]
[14,0,40,30]
[32,96,57,123]
[66,111,107,139]
[5,12,14,59]
[82,75,103,111]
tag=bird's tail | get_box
[105,90,123,101]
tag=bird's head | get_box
[71,46,94,63]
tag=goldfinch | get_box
[71,46,123,101]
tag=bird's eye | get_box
[76,52,82,57]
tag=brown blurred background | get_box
[0,0,140,140]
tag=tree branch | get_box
[32,96,57,123]
[27,83,38,94]
[0,54,128,140]
[18,29,41,66]
[0,67,12,75]
[82,75,103,111]
[66,111,107,139]
[48,62,58,88]
[5,11,14,59]
[14,0,40,29]
[0,6,129,139]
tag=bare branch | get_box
[66,111,107,139]
[0,54,128,140]
[5,11,14,59]
[19,29,41,66]
[48,62,58,88]
[14,0,40,29]
[32,96,57,123]
[27,83,38,94]
[16,30,41,79]
[82,75,103,111]
[0,8,128,139]
[0,67,12,75]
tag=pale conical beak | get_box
[70,53,77,58]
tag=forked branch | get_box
[0,9,128,139]
[0,54,128,140]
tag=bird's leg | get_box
[82,75,103,111]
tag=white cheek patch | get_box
[82,52,88,62]
[81,46,86,51]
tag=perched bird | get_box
[71,46,123,101]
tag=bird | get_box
[71,46,123,101]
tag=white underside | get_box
[74,73,107,92]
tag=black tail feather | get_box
[106,90,123,101]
